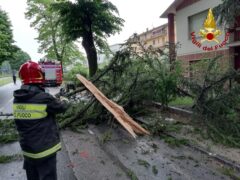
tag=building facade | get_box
[129,24,168,52]
[98,44,123,65]
[161,0,240,77]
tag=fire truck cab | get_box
[38,60,63,86]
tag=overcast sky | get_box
[0,0,174,60]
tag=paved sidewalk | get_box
[61,129,128,180]
[0,140,76,180]
[63,124,232,180]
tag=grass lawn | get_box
[0,77,13,87]
[169,97,194,107]
[0,74,11,78]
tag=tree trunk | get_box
[82,32,98,77]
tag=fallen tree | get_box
[180,56,240,147]
[58,43,240,147]
[58,43,180,135]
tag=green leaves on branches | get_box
[0,8,14,64]
[214,0,240,26]
[25,0,83,63]
[53,0,124,76]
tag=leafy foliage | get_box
[137,159,150,169]
[126,169,138,180]
[94,45,180,109]
[0,8,31,69]
[64,63,88,85]
[220,167,240,180]
[25,0,83,63]
[181,56,240,147]
[146,118,182,136]
[161,135,189,147]
[0,154,22,163]
[0,119,18,144]
[152,61,181,108]
[10,45,31,70]
[100,131,112,144]
[58,44,180,128]
[53,0,124,76]
[214,0,240,26]
[0,8,14,64]
[152,165,158,175]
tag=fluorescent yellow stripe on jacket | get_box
[13,104,47,111]
[13,104,47,119]
[22,143,61,159]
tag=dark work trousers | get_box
[13,76,16,84]
[23,154,57,180]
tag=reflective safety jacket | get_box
[13,85,68,159]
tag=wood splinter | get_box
[76,74,150,138]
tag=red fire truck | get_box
[38,60,63,86]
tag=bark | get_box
[82,32,98,77]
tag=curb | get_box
[151,102,193,118]
[90,126,133,180]
[60,134,78,180]
[61,129,130,180]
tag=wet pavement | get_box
[0,120,237,180]
[0,81,20,115]
[61,129,128,180]
[0,140,76,180]
[90,124,234,180]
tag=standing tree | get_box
[53,0,124,77]
[0,8,15,64]
[10,45,31,70]
[25,0,83,66]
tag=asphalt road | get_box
[0,82,60,115]
[0,81,21,115]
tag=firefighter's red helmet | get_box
[19,61,44,84]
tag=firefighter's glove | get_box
[60,96,69,103]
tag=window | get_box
[188,10,208,39]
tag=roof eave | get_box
[160,0,184,18]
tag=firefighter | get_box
[13,61,69,180]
